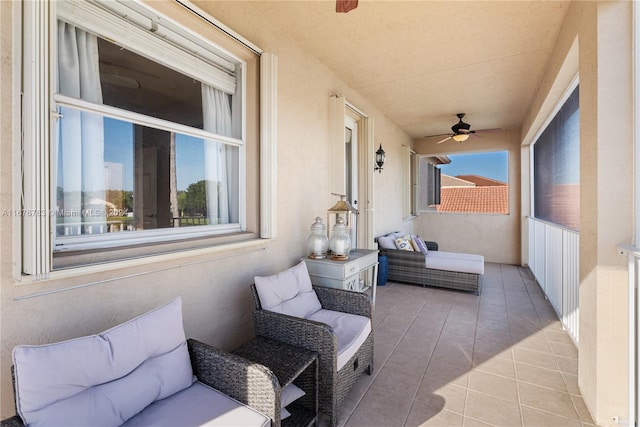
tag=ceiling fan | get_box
[426,113,501,144]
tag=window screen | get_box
[533,86,580,230]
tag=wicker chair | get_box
[0,339,280,427]
[250,283,373,426]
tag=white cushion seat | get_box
[424,251,484,275]
[121,381,270,427]
[307,309,372,370]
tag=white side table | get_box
[302,249,379,303]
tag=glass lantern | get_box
[306,217,329,259]
[329,217,351,260]
[327,193,358,247]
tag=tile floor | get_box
[334,263,596,427]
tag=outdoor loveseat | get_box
[376,232,484,295]
[0,297,282,427]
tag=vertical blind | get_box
[533,86,580,230]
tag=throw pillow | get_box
[376,234,396,250]
[413,235,429,254]
[408,234,420,251]
[394,236,414,251]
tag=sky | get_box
[103,118,205,192]
[438,151,509,183]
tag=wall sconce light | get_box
[374,144,386,173]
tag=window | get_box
[419,157,441,209]
[532,85,580,230]
[420,152,509,214]
[21,1,272,273]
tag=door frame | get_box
[330,94,375,249]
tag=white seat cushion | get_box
[306,309,371,370]
[121,381,270,427]
[425,251,484,275]
[254,261,322,318]
[428,250,484,262]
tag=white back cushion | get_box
[13,297,194,427]
[376,234,396,249]
[254,261,322,318]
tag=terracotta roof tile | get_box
[437,186,509,214]
[441,174,476,187]
[455,175,507,187]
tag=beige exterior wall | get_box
[0,1,412,416]
[520,1,633,425]
[412,130,522,265]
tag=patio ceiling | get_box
[218,0,570,141]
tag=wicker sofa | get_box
[377,232,484,294]
[0,298,279,427]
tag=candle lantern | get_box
[326,193,358,247]
[306,217,329,259]
[329,217,351,260]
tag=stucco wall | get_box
[412,130,522,265]
[0,1,412,416]
[519,1,632,425]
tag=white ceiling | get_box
[245,0,571,140]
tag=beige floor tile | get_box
[476,318,511,333]
[521,405,582,427]
[465,390,522,426]
[545,329,576,345]
[425,356,471,387]
[339,268,594,427]
[434,335,475,357]
[416,376,468,415]
[571,395,595,424]
[513,347,558,370]
[473,352,516,378]
[556,355,579,375]
[442,319,478,339]
[406,408,463,427]
[518,382,579,420]
[561,372,581,395]
[515,362,568,392]
[468,370,519,403]
[514,335,553,354]
[462,417,495,427]
[550,341,578,359]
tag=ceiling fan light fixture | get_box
[452,134,469,142]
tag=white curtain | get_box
[56,21,105,235]
[202,85,237,224]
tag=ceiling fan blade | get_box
[424,133,451,138]
[436,136,452,144]
[336,0,358,13]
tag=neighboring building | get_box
[440,174,475,187]
[455,174,508,187]
[437,174,509,214]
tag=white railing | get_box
[527,217,580,344]
[618,243,639,427]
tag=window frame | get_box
[419,151,509,215]
[19,0,276,277]
[530,77,579,230]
